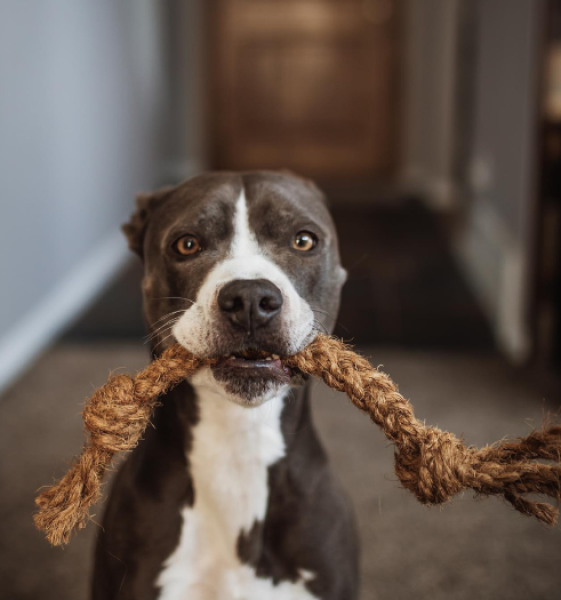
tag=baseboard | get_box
[0,232,131,395]
[453,201,532,363]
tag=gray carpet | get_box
[1,343,560,599]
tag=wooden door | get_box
[208,0,400,180]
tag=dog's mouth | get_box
[209,347,296,403]
[213,349,292,378]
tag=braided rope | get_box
[34,345,214,545]
[285,336,561,525]
[34,335,561,546]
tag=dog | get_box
[92,171,359,600]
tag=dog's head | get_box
[123,171,346,405]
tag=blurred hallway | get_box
[332,199,493,347]
[2,0,561,598]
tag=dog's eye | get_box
[292,231,317,252]
[173,235,200,256]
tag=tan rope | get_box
[34,345,215,546]
[285,336,561,524]
[34,335,561,546]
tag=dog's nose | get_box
[217,279,283,333]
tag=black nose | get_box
[217,279,283,333]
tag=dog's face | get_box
[124,171,346,405]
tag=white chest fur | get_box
[156,375,318,600]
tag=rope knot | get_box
[83,374,152,453]
[395,427,471,505]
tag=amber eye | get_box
[292,231,317,252]
[173,235,200,256]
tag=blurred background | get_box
[1,0,561,598]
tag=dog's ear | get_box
[122,186,175,258]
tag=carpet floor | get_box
[1,342,560,599]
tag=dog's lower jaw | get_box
[190,366,292,407]
[182,328,315,407]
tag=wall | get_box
[0,0,166,390]
[455,0,544,361]
[161,0,207,183]
[400,0,462,209]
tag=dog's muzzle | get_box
[209,279,296,398]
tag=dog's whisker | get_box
[312,320,329,335]
[150,331,177,354]
[310,306,350,334]
[144,317,182,342]
[313,318,330,335]
[144,310,184,338]
[145,324,180,345]
[145,327,176,347]
[310,305,339,321]
[144,319,177,341]
[310,306,330,315]
[147,296,197,306]
[148,310,187,328]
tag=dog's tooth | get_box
[265,356,272,361]
[272,354,280,360]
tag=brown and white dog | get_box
[92,171,359,600]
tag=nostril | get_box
[259,295,281,313]
[222,296,243,313]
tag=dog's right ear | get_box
[122,186,175,258]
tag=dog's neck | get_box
[188,374,290,539]
[156,374,317,596]
[183,373,303,547]
[156,373,309,592]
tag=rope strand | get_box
[34,345,214,545]
[34,335,561,546]
[284,336,561,522]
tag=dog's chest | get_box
[156,383,317,600]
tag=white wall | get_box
[161,0,207,182]
[455,0,544,362]
[0,0,166,390]
[400,0,545,362]
[400,0,462,209]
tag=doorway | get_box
[207,0,401,181]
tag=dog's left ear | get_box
[122,186,174,258]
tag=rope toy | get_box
[34,335,561,546]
